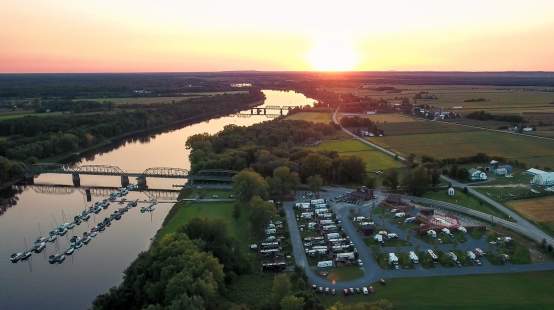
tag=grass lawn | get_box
[369,124,554,168]
[423,190,509,220]
[319,271,554,309]
[286,111,333,124]
[476,187,551,202]
[326,266,364,282]
[226,274,274,307]
[156,190,252,246]
[310,139,403,171]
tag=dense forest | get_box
[0,90,264,185]
[186,120,367,185]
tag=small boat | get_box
[33,242,46,253]
[93,206,102,214]
[70,235,79,244]
[47,235,57,243]
[82,236,91,244]
[74,241,83,249]
[67,222,75,229]
[48,255,57,264]
[73,216,82,225]
[81,212,90,221]
[90,231,98,238]
[10,252,24,263]
[114,213,122,220]
[65,247,75,255]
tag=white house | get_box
[469,168,487,181]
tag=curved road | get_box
[333,107,554,247]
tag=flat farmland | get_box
[507,196,554,235]
[310,139,402,171]
[370,122,554,167]
[366,113,417,123]
[86,91,247,105]
[286,111,332,123]
[379,119,475,136]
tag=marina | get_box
[0,90,316,310]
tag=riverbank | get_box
[0,98,263,192]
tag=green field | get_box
[423,190,509,219]
[378,119,475,136]
[156,190,252,246]
[319,271,554,309]
[310,139,403,171]
[366,113,418,123]
[326,266,364,282]
[370,124,554,168]
[286,111,333,124]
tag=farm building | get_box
[531,172,554,187]
[469,168,487,181]
[526,168,546,176]
[493,164,513,176]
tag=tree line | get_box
[0,90,264,185]
[186,120,367,187]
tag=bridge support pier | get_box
[121,175,129,187]
[137,175,147,189]
[72,172,80,187]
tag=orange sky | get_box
[1,0,554,73]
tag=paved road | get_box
[284,191,554,289]
[442,174,554,246]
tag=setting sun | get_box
[307,40,359,71]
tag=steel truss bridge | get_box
[29,164,237,182]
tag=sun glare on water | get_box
[308,40,359,71]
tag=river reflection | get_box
[0,90,316,310]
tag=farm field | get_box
[365,113,417,123]
[286,111,332,123]
[310,139,403,171]
[369,124,554,168]
[85,91,248,105]
[507,196,554,236]
[0,111,64,120]
[378,119,475,136]
[319,271,554,309]
[332,85,554,113]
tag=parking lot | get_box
[283,187,554,296]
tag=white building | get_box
[531,172,554,187]
[469,168,487,181]
[447,186,455,196]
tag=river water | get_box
[0,90,316,310]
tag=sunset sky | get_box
[1,0,553,73]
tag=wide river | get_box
[0,90,316,310]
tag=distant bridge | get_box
[28,164,237,187]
